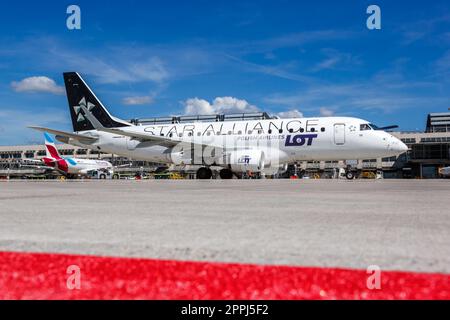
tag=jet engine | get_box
[228,150,265,173]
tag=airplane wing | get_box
[21,159,43,164]
[20,160,57,170]
[100,127,179,146]
[103,126,226,150]
[114,163,134,168]
[28,126,98,143]
[78,103,222,149]
[20,164,57,170]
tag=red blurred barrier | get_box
[0,251,448,300]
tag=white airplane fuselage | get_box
[64,158,114,175]
[62,116,408,172]
[40,154,114,175]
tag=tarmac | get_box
[0,179,449,273]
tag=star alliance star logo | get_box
[73,97,96,123]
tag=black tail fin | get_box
[63,72,130,132]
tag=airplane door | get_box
[334,124,345,145]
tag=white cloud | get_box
[398,14,450,45]
[184,98,306,119]
[319,107,334,116]
[263,66,448,115]
[11,76,64,95]
[122,96,154,105]
[247,30,356,52]
[276,109,304,118]
[225,54,315,83]
[55,55,170,84]
[128,57,169,83]
[312,57,341,71]
[310,49,360,72]
[184,97,259,115]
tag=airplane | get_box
[29,72,409,179]
[439,166,450,177]
[23,132,115,179]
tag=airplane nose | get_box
[388,138,408,153]
[399,141,408,152]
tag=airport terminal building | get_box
[1,112,449,179]
[386,113,450,178]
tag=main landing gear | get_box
[196,167,213,179]
[196,167,235,179]
[219,168,233,179]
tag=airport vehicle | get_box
[29,72,408,179]
[23,132,114,178]
[439,166,450,177]
[85,169,115,179]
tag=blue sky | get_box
[0,0,449,145]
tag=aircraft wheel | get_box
[219,169,233,179]
[345,171,355,180]
[197,167,212,179]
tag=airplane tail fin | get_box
[44,132,62,160]
[63,72,130,132]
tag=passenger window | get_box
[321,127,325,132]
[289,129,294,133]
[197,132,201,136]
[279,129,283,133]
[311,128,315,132]
[268,129,272,134]
[248,130,252,134]
[300,128,304,133]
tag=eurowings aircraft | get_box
[29,72,408,179]
[23,132,114,178]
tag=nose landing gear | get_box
[345,171,355,180]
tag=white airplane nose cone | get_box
[399,141,408,152]
[389,138,408,153]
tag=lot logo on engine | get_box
[285,134,318,147]
[237,155,251,164]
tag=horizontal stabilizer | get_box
[28,126,98,143]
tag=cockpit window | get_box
[360,124,371,131]
[368,123,379,130]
